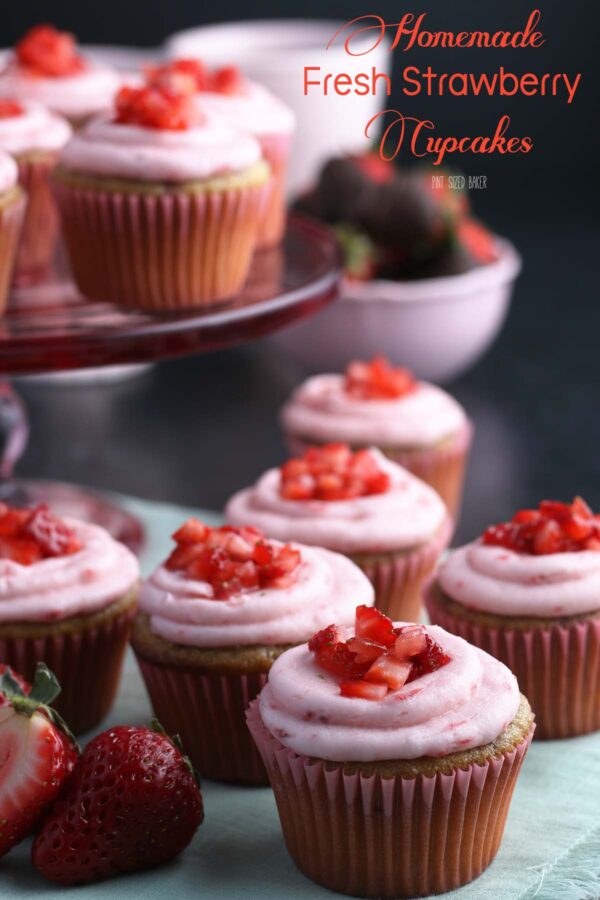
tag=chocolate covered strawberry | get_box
[0,664,78,858]
[482,497,600,554]
[32,722,204,885]
[280,444,390,501]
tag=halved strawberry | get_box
[340,679,388,700]
[355,605,396,647]
[0,664,78,858]
[394,625,427,660]
[364,655,412,691]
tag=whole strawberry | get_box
[0,663,78,858]
[33,722,204,885]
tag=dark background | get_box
[4,2,600,543]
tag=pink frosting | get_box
[259,624,520,761]
[281,375,467,448]
[0,518,139,623]
[59,112,262,182]
[225,450,448,554]
[0,149,18,193]
[0,61,121,119]
[438,541,600,617]
[194,79,295,138]
[140,543,373,647]
[0,102,72,155]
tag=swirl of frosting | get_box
[0,149,18,193]
[226,450,448,554]
[259,625,520,761]
[438,541,600,617]
[0,518,139,622]
[0,102,72,155]
[194,80,295,137]
[58,112,262,182]
[281,375,467,447]
[140,543,373,647]
[0,62,121,120]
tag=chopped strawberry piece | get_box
[15,24,85,77]
[114,85,200,131]
[308,624,369,678]
[482,497,600,555]
[165,520,301,598]
[394,624,427,660]
[0,100,24,118]
[0,504,80,565]
[355,605,396,647]
[280,444,390,502]
[145,58,210,95]
[345,356,417,400]
[407,634,452,682]
[365,655,412,691]
[346,637,385,663]
[340,679,388,700]
[210,65,243,94]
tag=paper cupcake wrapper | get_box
[15,154,61,284]
[134,653,269,785]
[247,701,533,898]
[54,178,269,310]
[0,600,135,735]
[0,190,25,312]
[286,419,473,522]
[256,132,292,249]
[350,515,452,622]
[425,586,600,740]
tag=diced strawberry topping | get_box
[210,65,243,94]
[0,504,81,565]
[0,100,24,118]
[114,85,200,131]
[165,520,301,599]
[144,59,243,96]
[482,497,600,555]
[15,25,86,78]
[309,609,451,699]
[280,444,390,501]
[345,356,417,400]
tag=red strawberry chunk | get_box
[355,605,396,646]
[0,504,80,565]
[365,655,412,691]
[482,497,600,555]
[346,637,385,663]
[340,679,388,700]
[210,65,243,94]
[345,356,417,400]
[0,100,24,118]
[15,25,85,77]
[114,85,200,131]
[145,58,210,94]
[394,625,427,660]
[280,444,390,502]
[407,634,452,682]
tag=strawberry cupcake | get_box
[0,503,139,734]
[281,356,472,519]
[0,25,121,128]
[0,100,71,282]
[426,497,600,739]
[226,444,451,622]
[146,59,295,248]
[131,520,373,785]
[0,149,24,311]
[247,605,533,898]
[53,84,269,310]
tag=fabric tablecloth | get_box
[3,494,599,900]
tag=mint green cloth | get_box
[3,495,599,899]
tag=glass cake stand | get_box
[0,214,341,553]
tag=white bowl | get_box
[271,237,521,383]
[166,19,391,196]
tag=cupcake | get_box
[0,100,71,282]
[426,497,600,740]
[247,604,534,898]
[226,444,451,621]
[53,84,270,310]
[0,25,121,128]
[281,355,472,518]
[131,519,373,785]
[0,150,25,311]
[0,503,139,734]
[146,59,295,248]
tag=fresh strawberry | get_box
[0,100,23,118]
[0,504,81,565]
[32,722,204,885]
[364,655,412,691]
[114,85,200,131]
[394,624,427,659]
[340,679,387,700]
[333,223,379,281]
[406,634,452,683]
[308,625,369,678]
[15,25,85,77]
[482,497,600,554]
[165,520,301,598]
[0,664,78,858]
[345,356,417,400]
[280,444,390,502]
[355,605,396,647]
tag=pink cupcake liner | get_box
[0,600,136,735]
[0,190,25,312]
[15,154,61,284]
[425,585,600,740]
[134,653,269,785]
[53,177,269,310]
[247,701,533,898]
[351,514,453,622]
[286,419,473,522]
[256,132,292,249]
